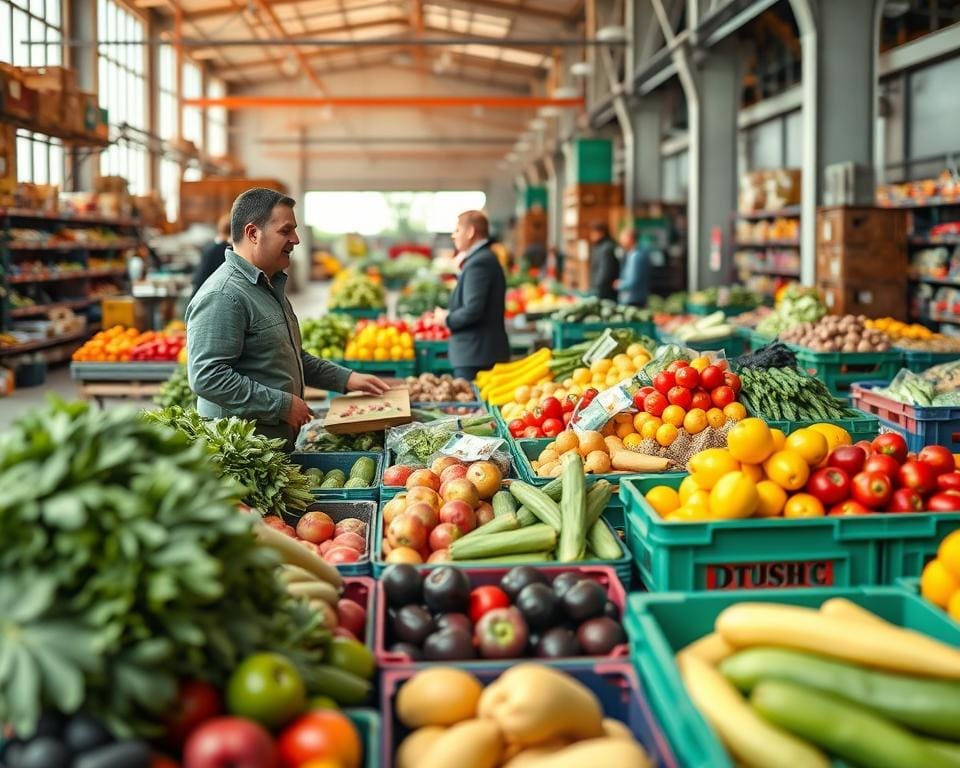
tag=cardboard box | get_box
[0,65,36,121]
[34,88,62,131]
[817,206,906,247]
[323,389,411,434]
[18,66,76,94]
[101,297,147,331]
[816,280,907,319]
[0,124,16,200]
[63,91,83,136]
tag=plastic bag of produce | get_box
[295,419,384,451]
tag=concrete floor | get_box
[0,279,332,433]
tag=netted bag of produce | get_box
[295,419,384,452]
[637,344,728,386]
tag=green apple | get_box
[226,652,306,730]
[307,695,339,711]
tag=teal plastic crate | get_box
[684,303,753,318]
[744,406,880,441]
[620,476,887,592]
[343,359,416,378]
[788,344,902,398]
[551,320,655,349]
[335,307,384,320]
[881,512,960,582]
[658,333,746,359]
[626,586,960,768]
[851,380,960,452]
[897,347,960,373]
[345,708,382,768]
[291,451,383,501]
[748,329,775,351]
[414,340,453,374]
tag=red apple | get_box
[853,440,874,457]
[405,486,442,512]
[439,500,477,535]
[331,532,366,552]
[183,717,278,768]
[382,464,415,486]
[334,518,367,538]
[928,491,960,513]
[919,445,955,476]
[282,525,297,538]
[325,547,361,564]
[429,522,462,551]
[889,488,923,513]
[827,446,867,477]
[475,501,495,526]
[382,495,408,525]
[431,456,463,476]
[828,500,870,516]
[427,549,451,563]
[295,511,334,544]
[319,541,334,555]
[387,513,428,550]
[871,433,908,464]
[335,599,367,638]
[442,477,481,508]
[898,460,938,496]
[262,515,286,530]
[406,469,441,492]
[864,453,900,480]
[937,471,960,492]
[440,463,469,484]
[405,502,440,531]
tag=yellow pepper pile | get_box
[476,348,552,405]
[866,317,935,341]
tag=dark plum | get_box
[435,612,473,635]
[500,566,549,601]
[577,617,626,655]
[389,642,424,661]
[561,579,606,622]
[423,566,471,613]
[515,582,559,630]
[393,605,434,645]
[536,627,581,658]
[603,600,621,621]
[551,572,582,600]
[423,627,476,660]
[382,564,423,608]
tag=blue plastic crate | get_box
[282,499,377,577]
[851,380,960,452]
[291,451,383,501]
[345,708,382,768]
[380,661,679,768]
[625,586,960,768]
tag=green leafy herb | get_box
[153,365,195,410]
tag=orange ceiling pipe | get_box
[182,95,584,110]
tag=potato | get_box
[396,668,484,728]
[418,719,503,768]
[397,727,446,768]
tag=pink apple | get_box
[334,518,366,538]
[382,495,408,525]
[405,486,441,512]
[439,500,477,536]
[388,513,428,550]
[295,511,334,544]
[183,717,278,768]
[405,501,439,531]
[431,456,463,476]
[336,599,367,637]
[383,464,415,486]
[406,469,441,492]
[440,464,469,485]
[427,548,451,563]
[325,547,361,564]
[475,501,495,526]
[442,477,480,508]
[319,540,334,555]
[331,532,366,552]
[429,522,462,551]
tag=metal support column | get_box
[68,0,97,192]
[634,93,664,201]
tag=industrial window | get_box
[2,0,64,185]
[182,60,203,150]
[157,43,179,222]
[207,77,228,158]
[98,0,148,194]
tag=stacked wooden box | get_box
[815,206,908,318]
[562,183,623,292]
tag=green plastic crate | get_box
[881,512,960,583]
[745,406,881,441]
[570,138,613,183]
[345,708,382,768]
[551,320,655,349]
[658,333,746,359]
[414,340,453,374]
[343,359,416,378]
[290,451,383,501]
[684,303,753,318]
[620,476,886,592]
[335,307,384,320]
[626,586,960,768]
[788,344,902,398]
[897,347,960,373]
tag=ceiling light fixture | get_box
[528,118,546,131]
[596,25,627,43]
[570,62,592,77]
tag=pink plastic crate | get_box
[343,576,377,648]
[374,565,628,668]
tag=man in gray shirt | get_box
[186,188,389,448]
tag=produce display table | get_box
[71,361,178,404]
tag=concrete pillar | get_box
[689,40,739,289]
[545,149,565,250]
[68,0,97,192]
[633,93,664,201]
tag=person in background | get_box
[436,210,510,381]
[617,227,651,308]
[489,238,512,273]
[588,220,619,301]
[192,213,232,296]
[186,188,389,450]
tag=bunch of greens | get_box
[145,406,314,516]
[0,399,327,737]
[648,292,687,315]
[756,285,826,337]
[295,422,384,452]
[153,364,195,410]
[397,278,450,316]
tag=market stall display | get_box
[505,282,575,319]
[754,285,827,338]
[295,423,384,453]
[402,373,476,404]
[153,363,194,410]
[266,501,374,572]
[329,272,386,314]
[920,529,960,621]
[396,278,450,316]
[301,313,355,360]
[72,325,186,363]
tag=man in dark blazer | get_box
[441,210,510,380]
[589,220,620,301]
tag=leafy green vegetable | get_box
[153,365,195,410]
[144,406,314,516]
[0,399,328,737]
[295,423,384,452]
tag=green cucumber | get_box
[557,452,586,561]
[343,477,368,489]
[349,456,376,484]
[450,523,556,560]
[509,481,562,531]
[458,513,519,541]
[586,519,622,560]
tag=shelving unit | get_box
[899,197,960,332]
[732,207,802,297]
[0,209,140,354]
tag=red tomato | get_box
[928,491,960,513]
[521,426,543,439]
[710,386,736,409]
[854,440,874,457]
[638,386,655,398]
[644,392,668,417]
[562,412,573,425]
[828,500,871,516]
[851,471,893,510]
[889,488,923,513]
[632,391,646,411]
[722,372,742,394]
[562,395,577,413]
[690,389,712,411]
[871,433,908,464]
[540,397,563,421]
[653,371,676,396]
[864,453,900,480]
[469,585,511,623]
[806,467,850,506]
[164,679,222,746]
[582,388,599,403]
[898,460,938,496]
[667,386,693,409]
[674,366,700,389]
[828,446,867,477]
[542,418,564,437]
[666,360,690,373]
[918,445,955,476]
[278,710,362,768]
[700,365,724,390]
[937,471,960,492]
[523,408,545,429]
[508,419,526,438]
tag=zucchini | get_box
[540,476,564,501]
[557,452,586,561]
[343,477,368,489]
[457,513,520,542]
[585,481,613,528]
[453,551,553,564]
[450,523,556,560]
[516,506,538,527]
[586,520,622,560]
[349,456,376,484]
[320,471,346,489]
[509,481,562,531]
[492,490,517,518]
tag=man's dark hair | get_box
[590,219,610,236]
[231,187,295,244]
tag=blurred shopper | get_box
[439,210,510,380]
[618,227,651,308]
[186,188,389,450]
[192,213,231,296]
[589,220,619,301]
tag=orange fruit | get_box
[949,590,960,623]
[726,418,775,465]
[770,428,787,451]
[709,471,759,519]
[921,559,960,608]
[678,474,702,504]
[688,449,740,490]
[662,405,686,428]
[616,420,635,439]
[706,408,726,430]
[690,356,710,372]
[785,428,830,467]
[783,493,825,518]
[937,530,960,580]
[656,423,679,447]
[683,408,708,435]
[633,412,650,432]
[740,463,763,483]
[641,419,662,440]
[723,402,747,422]
[623,433,644,450]
[669,505,711,522]
[645,486,681,517]
[763,450,811,491]
[755,480,787,517]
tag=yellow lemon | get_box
[770,428,787,451]
[645,486,681,517]
[938,530,960,581]
[922,559,960,608]
[679,474,703,504]
[808,423,853,454]
[656,423,679,447]
[726,418,775,465]
[686,489,711,511]
[755,480,787,517]
[706,408,727,430]
[683,408,708,435]
[688,448,741,490]
[641,419,662,441]
[723,402,747,422]
[763,450,811,491]
[785,428,830,467]
[709,471,759,519]
[740,463,764,483]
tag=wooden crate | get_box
[816,279,907,320]
[817,206,906,247]
[816,241,907,285]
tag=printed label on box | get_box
[704,559,835,590]
[440,432,505,461]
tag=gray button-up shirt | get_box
[185,249,351,440]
